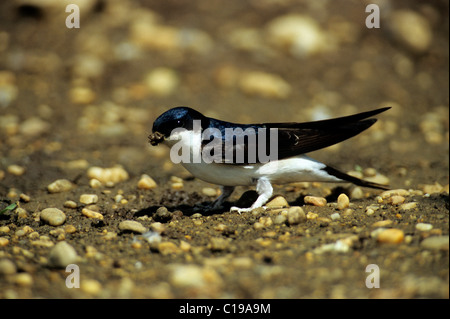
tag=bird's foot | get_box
[230,206,267,214]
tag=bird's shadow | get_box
[134,190,259,217]
[134,187,351,218]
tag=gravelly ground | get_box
[0,0,448,299]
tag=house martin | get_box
[149,106,390,213]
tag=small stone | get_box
[416,223,433,232]
[89,179,102,188]
[209,237,229,251]
[380,189,410,199]
[158,242,180,255]
[19,193,30,202]
[0,237,10,246]
[14,273,33,287]
[239,71,291,99]
[87,166,129,185]
[118,220,148,234]
[137,174,157,189]
[330,213,341,221]
[365,174,390,186]
[119,220,148,234]
[387,195,405,205]
[81,279,102,296]
[202,187,218,197]
[350,187,364,199]
[150,222,166,234]
[69,86,96,104]
[266,14,329,58]
[421,183,444,194]
[0,258,16,275]
[400,202,417,210]
[420,236,449,250]
[81,208,104,220]
[19,117,49,137]
[47,179,73,193]
[144,67,179,97]
[273,214,287,225]
[266,195,289,208]
[287,206,306,225]
[304,196,327,207]
[64,200,78,209]
[48,241,78,268]
[389,10,432,53]
[171,182,184,190]
[169,264,205,288]
[377,228,404,244]
[79,194,98,205]
[7,164,25,176]
[336,193,350,210]
[306,212,318,220]
[65,225,77,234]
[153,206,173,223]
[40,208,66,226]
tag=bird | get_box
[149,106,390,213]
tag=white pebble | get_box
[40,208,66,226]
[415,223,433,231]
[80,194,98,205]
[118,220,148,234]
[47,179,73,193]
[48,241,78,268]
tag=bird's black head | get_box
[149,106,209,145]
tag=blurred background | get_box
[0,0,448,192]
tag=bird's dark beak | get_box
[148,131,165,146]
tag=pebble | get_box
[304,196,327,207]
[287,206,306,225]
[87,166,129,186]
[157,242,180,255]
[81,279,102,296]
[266,14,329,57]
[330,213,341,221]
[150,222,166,234]
[81,208,104,220]
[48,241,78,268]
[144,67,179,97]
[377,228,405,244]
[14,273,33,287]
[266,195,289,208]
[79,194,98,205]
[365,174,390,186]
[420,236,449,250]
[0,258,16,275]
[306,212,318,220]
[153,206,173,223]
[336,193,349,210]
[47,179,73,193]
[118,220,148,233]
[171,182,184,190]
[415,223,433,232]
[19,117,50,137]
[40,208,66,226]
[202,187,218,197]
[0,237,9,246]
[169,264,221,288]
[137,174,157,189]
[380,189,410,199]
[7,164,25,176]
[64,200,78,209]
[387,195,406,205]
[400,202,417,210]
[209,237,229,251]
[239,71,291,99]
[350,187,364,199]
[69,86,96,104]
[389,10,432,53]
[273,214,287,225]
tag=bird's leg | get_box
[193,185,235,212]
[230,178,273,213]
[211,186,235,210]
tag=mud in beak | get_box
[148,131,165,146]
